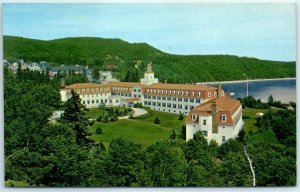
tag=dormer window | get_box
[214,91,217,97]
[197,92,201,97]
[192,114,197,120]
[208,92,211,97]
[82,89,85,93]
[177,91,180,95]
[185,91,188,96]
[168,90,171,95]
[191,91,194,96]
[221,115,227,122]
[172,90,175,95]
[76,89,80,93]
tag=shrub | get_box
[154,117,160,124]
[96,115,103,122]
[96,127,103,134]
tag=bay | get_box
[202,79,296,103]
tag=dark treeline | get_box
[4,69,296,187]
[4,36,295,83]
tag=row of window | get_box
[144,95,202,103]
[191,114,227,122]
[70,87,109,94]
[144,101,195,110]
[80,93,108,98]
[82,99,107,105]
[111,87,132,92]
[146,89,202,97]
[112,92,132,97]
[151,107,188,114]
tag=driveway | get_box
[118,107,148,119]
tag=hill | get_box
[3,35,296,83]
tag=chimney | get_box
[217,83,222,98]
[61,77,65,89]
[211,101,218,133]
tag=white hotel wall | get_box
[143,96,204,115]
[186,115,244,145]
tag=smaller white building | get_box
[186,95,244,145]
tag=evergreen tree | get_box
[154,117,160,124]
[61,90,91,146]
[178,112,184,120]
[170,129,177,139]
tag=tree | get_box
[154,117,160,124]
[96,127,103,134]
[181,125,186,140]
[178,112,184,120]
[268,95,274,106]
[61,90,91,146]
[142,141,187,186]
[92,67,100,81]
[170,129,176,139]
[96,115,103,122]
[100,138,144,186]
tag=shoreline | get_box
[197,77,296,85]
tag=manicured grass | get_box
[242,107,281,135]
[84,107,134,119]
[87,108,186,148]
[88,120,175,148]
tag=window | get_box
[184,98,188,102]
[208,92,211,97]
[172,90,175,95]
[178,98,182,102]
[185,91,188,96]
[168,90,171,95]
[162,96,166,100]
[214,91,217,97]
[144,101,147,105]
[203,119,206,125]
[172,97,176,101]
[157,102,161,106]
[192,114,197,120]
[190,106,194,110]
[173,104,177,108]
[190,98,194,102]
[167,97,171,101]
[222,136,226,143]
[178,104,182,109]
[152,102,156,106]
[152,96,157,99]
[185,105,188,110]
[203,131,208,137]
[157,96,161,100]
[196,99,201,103]
[167,103,171,108]
[162,103,166,107]
[222,115,227,122]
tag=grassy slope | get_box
[87,109,185,148]
[4,36,296,83]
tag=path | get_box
[244,145,256,186]
[118,107,148,119]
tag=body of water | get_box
[204,79,296,103]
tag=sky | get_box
[3,3,296,61]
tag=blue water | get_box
[205,79,296,103]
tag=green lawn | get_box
[87,108,186,148]
[242,107,281,135]
[84,107,134,119]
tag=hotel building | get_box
[60,63,243,144]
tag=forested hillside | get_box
[3,35,295,83]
